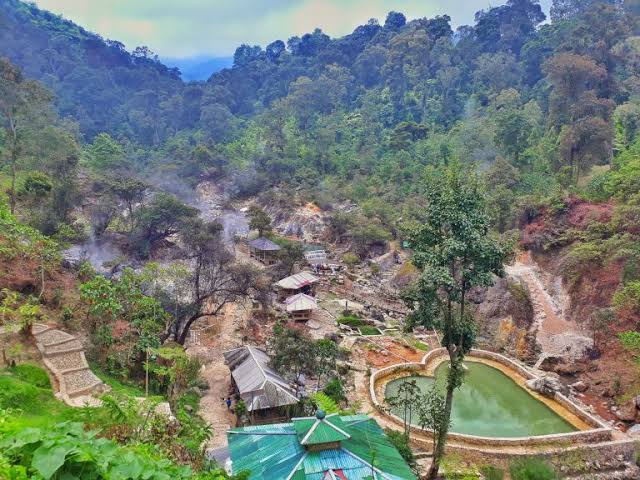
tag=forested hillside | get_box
[3,0,640,477]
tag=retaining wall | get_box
[369,348,614,449]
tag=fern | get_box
[310,392,340,414]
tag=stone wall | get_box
[369,348,614,450]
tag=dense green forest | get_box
[2,0,640,235]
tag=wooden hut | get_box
[248,237,281,265]
[276,271,319,300]
[285,293,317,322]
[223,346,299,424]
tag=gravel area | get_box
[62,368,101,394]
[36,329,74,345]
[45,340,83,354]
[47,351,86,371]
[32,324,49,335]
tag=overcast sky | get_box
[35,0,553,58]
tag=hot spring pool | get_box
[384,361,577,438]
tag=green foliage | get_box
[0,199,59,264]
[247,206,272,237]
[613,281,640,315]
[87,133,126,171]
[337,314,364,328]
[0,422,234,480]
[384,429,415,471]
[132,193,199,256]
[342,252,360,268]
[9,364,50,389]
[80,269,169,380]
[359,326,381,336]
[311,392,340,414]
[618,331,640,361]
[323,378,345,403]
[509,458,558,480]
[480,466,505,480]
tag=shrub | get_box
[323,378,345,403]
[0,422,236,480]
[509,458,557,480]
[613,281,640,315]
[618,331,640,361]
[342,252,359,268]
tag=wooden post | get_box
[145,347,149,398]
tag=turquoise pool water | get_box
[384,362,577,438]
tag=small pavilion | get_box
[248,237,281,265]
[227,411,417,479]
[276,271,320,300]
[285,293,317,322]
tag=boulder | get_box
[627,424,640,436]
[571,381,588,393]
[526,376,569,398]
[614,400,637,422]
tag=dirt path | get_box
[506,252,592,365]
[186,302,249,449]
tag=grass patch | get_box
[359,326,381,336]
[480,465,505,480]
[338,314,365,328]
[414,340,429,351]
[0,366,77,428]
[89,362,152,398]
[9,363,51,388]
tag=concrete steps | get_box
[32,323,109,404]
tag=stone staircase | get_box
[33,323,108,406]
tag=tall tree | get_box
[159,219,264,345]
[550,0,623,21]
[403,164,508,480]
[0,58,53,214]
[247,205,272,237]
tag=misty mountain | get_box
[161,56,234,81]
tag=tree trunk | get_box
[426,350,456,480]
[9,141,18,215]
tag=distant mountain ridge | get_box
[161,56,234,82]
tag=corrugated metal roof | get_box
[277,272,319,290]
[223,346,299,411]
[228,415,416,480]
[293,414,351,446]
[285,293,318,312]
[249,237,282,251]
[228,424,304,479]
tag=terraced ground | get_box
[32,323,107,406]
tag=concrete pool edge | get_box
[369,348,613,449]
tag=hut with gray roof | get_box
[224,345,299,424]
[248,237,281,265]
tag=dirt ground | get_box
[355,336,426,368]
[186,301,250,449]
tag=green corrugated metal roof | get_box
[227,415,416,480]
[227,423,304,479]
[293,413,351,446]
[341,418,415,480]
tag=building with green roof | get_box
[227,411,416,480]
